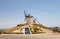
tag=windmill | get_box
[24,10,41,24]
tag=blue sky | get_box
[0,0,60,29]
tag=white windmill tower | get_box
[23,10,33,34]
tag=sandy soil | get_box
[0,34,60,39]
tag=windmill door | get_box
[25,27,30,34]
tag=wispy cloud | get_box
[40,12,48,16]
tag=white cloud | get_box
[40,12,48,16]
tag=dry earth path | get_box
[0,34,60,39]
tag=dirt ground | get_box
[0,34,60,39]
